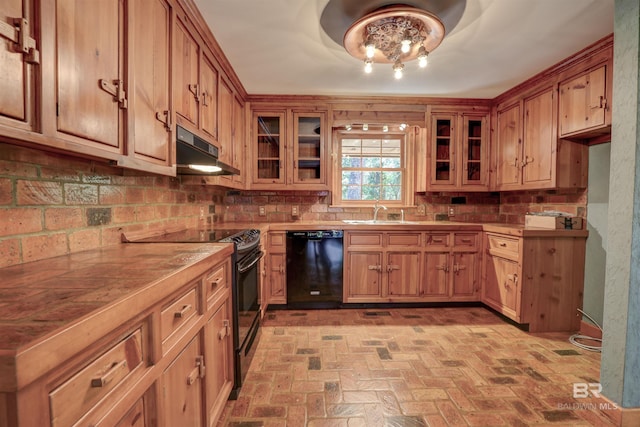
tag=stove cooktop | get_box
[132,229,260,252]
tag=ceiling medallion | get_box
[343,5,445,79]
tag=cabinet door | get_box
[0,0,38,131]
[559,65,607,136]
[174,15,200,127]
[204,296,233,424]
[482,254,520,319]
[495,103,521,189]
[430,114,456,187]
[386,252,421,297]
[423,252,449,297]
[253,112,286,184]
[128,0,172,170]
[292,112,324,185]
[232,95,245,186]
[114,396,146,427]
[217,78,234,165]
[522,88,555,187]
[268,253,286,303]
[451,252,477,298]
[200,54,218,140]
[55,0,123,151]
[461,115,488,188]
[345,252,382,299]
[162,336,204,427]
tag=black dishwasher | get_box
[286,230,344,308]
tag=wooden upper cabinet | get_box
[250,107,327,189]
[0,0,39,132]
[125,0,174,174]
[252,111,286,185]
[522,88,555,187]
[559,64,610,138]
[218,78,234,166]
[200,54,218,140]
[428,111,489,191]
[231,95,246,186]
[55,0,124,151]
[495,102,522,189]
[174,14,201,129]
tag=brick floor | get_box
[218,307,615,426]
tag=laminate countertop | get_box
[0,242,233,391]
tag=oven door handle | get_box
[237,250,264,274]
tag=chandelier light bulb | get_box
[401,33,412,54]
[383,125,389,132]
[345,124,352,131]
[364,59,373,74]
[399,123,407,131]
[362,123,369,131]
[393,61,404,79]
[418,46,429,68]
[365,38,376,59]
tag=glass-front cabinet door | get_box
[430,114,456,187]
[253,111,285,184]
[292,112,325,185]
[461,115,488,187]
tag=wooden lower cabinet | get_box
[343,231,480,303]
[1,254,235,427]
[481,231,587,332]
[204,292,234,425]
[345,251,383,301]
[161,336,204,426]
[266,232,287,304]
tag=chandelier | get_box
[343,5,445,79]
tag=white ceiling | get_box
[193,0,614,99]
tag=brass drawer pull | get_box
[90,359,127,388]
[174,304,193,319]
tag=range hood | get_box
[176,125,239,175]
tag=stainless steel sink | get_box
[341,220,419,225]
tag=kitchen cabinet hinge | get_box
[0,17,40,64]
[99,79,128,109]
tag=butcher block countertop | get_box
[0,242,233,392]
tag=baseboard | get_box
[580,319,603,339]
[602,396,640,426]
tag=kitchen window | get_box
[332,130,413,206]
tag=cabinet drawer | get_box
[387,233,421,247]
[269,232,285,249]
[454,233,478,250]
[161,287,199,349]
[206,262,229,309]
[49,329,144,427]
[346,232,383,246]
[487,234,520,258]
[425,233,449,249]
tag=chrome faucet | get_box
[373,202,387,222]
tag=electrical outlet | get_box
[292,205,299,217]
[259,206,266,216]
[199,207,205,219]
[448,207,455,216]
[417,204,426,216]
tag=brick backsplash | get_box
[217,191,502,223]
[0,143,587,268]
[0,144,224,268]
[499,188,587,224]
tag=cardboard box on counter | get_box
[525,214,584,230]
